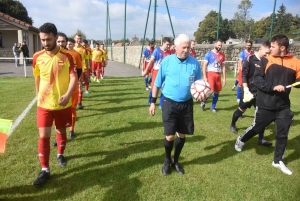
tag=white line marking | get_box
[9,97,37,136]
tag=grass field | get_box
[0,74,299,201]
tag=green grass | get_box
[0,74,300,201]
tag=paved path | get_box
[0,61,141,78]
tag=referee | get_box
[149,34,202,175]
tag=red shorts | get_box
[151,69,159,88]
[143,61,153,74]
[238,69,242,86]
[206,72,222,93]
[92,61,102,71]
[37,106,72,129]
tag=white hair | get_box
[174,34,190,46]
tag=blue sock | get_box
[234,79,238,86]
[237,86,241,100]
[144,77,148,87]
[159,93,164,107]
[149,77,152,84]
[148,90,152,105]
[211,93,219,109]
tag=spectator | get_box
[21,41,30,64]
[12,42,20,67]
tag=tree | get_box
[232,0,253,40]
[273,4,293,35]
[194,10,228,43]
[0,0,33,25]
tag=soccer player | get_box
[189,39,196,58]
[32,23,77,185]
[92,43,103,83]
[200,39,226,112]
[233,41,254,103]
[234,34,300,175]
[74,34,89,109]
[229,42,272,146]
[82,39,92,94]
[100,44,108,79]
[142,37,171,108]
[142,40,155,90]
[149,34,201,175]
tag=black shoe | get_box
[33,171,50,186]
[258,139,272,147]
[77,103,84,110]
[230,125,238,134]
[162,159,171,175]
[53,140,57,146]
[58,155,67,167]
[70,131,76,139]
[172,162,185,174]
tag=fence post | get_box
[23,58,27,77]
[234,61,237,77]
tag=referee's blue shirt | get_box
[154,54,202,102]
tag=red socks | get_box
[56,132,67,155]
[38,137,50,168]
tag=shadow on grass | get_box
[0,136,205,200]
[77,121,163,139]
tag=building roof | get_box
[0,12,39,32]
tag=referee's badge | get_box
[189,76,195,83]
[255,64,260,68]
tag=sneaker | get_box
[211,108,218,112]
[33,171,50,186]
[172,162,185,174]
[53,140,57,146]
[85,90,90,94]
[200,102,205,111]
[57,155,67,167]
[148,85,151,89]
[159,106,162,109]
[237,99,240,103]
[96,79,100,83]
[272,161,292,175]
[162,159,171,175]
[232,85,236,90]
[101,76,104,79]
[70,131,76,140]
[77,103,84,109]
[258,139,272,147]
[146,87,149,90]
[230,125,238,134]
[235,136,245,152]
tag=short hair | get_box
[162,37,171,44]
[271,34,289,49]
[57,32,68,42]
[68,38,75,43]
[261,41,271,48]
[245,40,253,45]
[82,39,88,44]
[174,34,190,46]
[75,33,82,37]
[215,39,223,44]
[95,43,100,46]
[39,23,57,36]
[149,40,155,45]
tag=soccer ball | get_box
[190,79,213,102]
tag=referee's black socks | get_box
[164,138,174,161]
[174,137,185,164]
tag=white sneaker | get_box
[232,85,236,90]
[272,161,292,175]
[237,99,240,103]
[146,87,149,90]
[235,136,245,152]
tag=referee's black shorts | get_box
[162,97,194,135]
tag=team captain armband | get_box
[151,97,157,104]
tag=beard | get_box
[44,42,56,51]
[214,46,221,52]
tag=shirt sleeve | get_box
[204,51,210,62]
[32,54,40,77]
[154,59,165,88]
[195,61,202,80]
[238,51,244,60]
[242,56,250,84]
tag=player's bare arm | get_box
[35,76,40,96]
[202,61,208,81]
[59,73,77,106]
[142,57,154,76]
[149,85,159,116]
[238,59,243,71]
